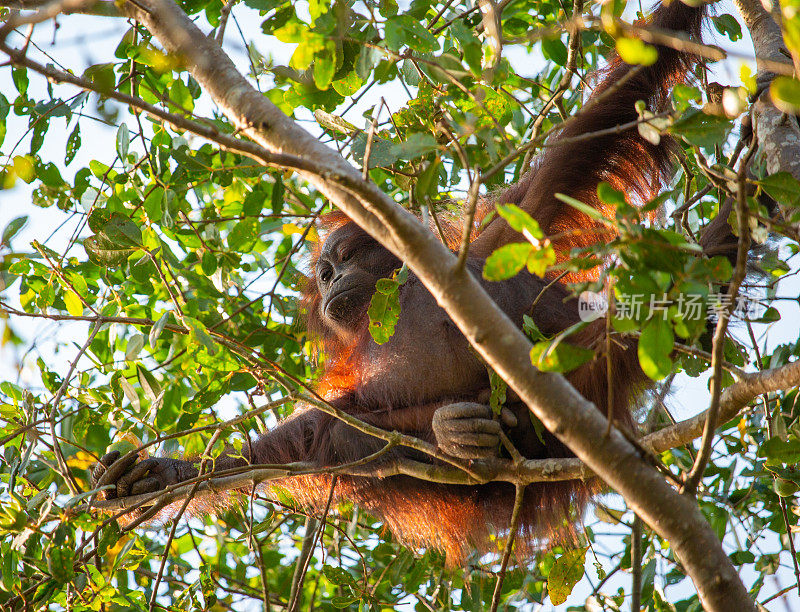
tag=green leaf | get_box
[136,363,161,403]
[495,204,543,239]
[669,108,731,149]
[389,132,438,161]
[759,172,800,208]
[729,550,756,565]
[351,134,399,169]
[756,307,780,323]
[522,314,546,342]
[261,5,294,33]
[672,84,702,112]
[84,213,143,267]
[83,63,116,94]
[83,235,138,267]
[526,244,557,277]
[125,333,145,361]
[384,15,438,53]
[331,596,360,608]
[187,318,218,355]
[483,243,533,281]
[1,215,27,246]
[63,290,83,316]
[100,213,143,247]
[773,477,799,497]
[367,268,406,344]
[270,178,284,215]
[638,317,674,380]
[712,14,742,42]
[401,58,421,86]
[201,250,217,276]
[97,521,121,558]
[242,0,285,10]
[331,71,363,96]
[0,381,23,403]
[707,255,733,282]
[47,546,75,584]
[615,37,658,66]
[227,219,259,251]
[415,157,441,200]
[555,193,612,224]
[547,547,587,605]
[757,437,800,464]
[30,121,46,156]
[356,46,381,81]
[530,340,594,373]
[12,67,28,96]
[36,161,63,187]
[782,1,800,64]
[488,369,507,415]
[322,565,357,587]
[542,37,568,65]
[314,109,358,134]
[149,312,170,347]
[0,96,7,149]
[65,123,81,165]
[597,182,627,206]
[771,77,800,114]
[313,45,337,90]
[12,155,35,183]
[143,187,165,222]
[116,124,130,160]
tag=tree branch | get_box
[88,346,800,525]
[734,0,800,227]
[54,0,760,606]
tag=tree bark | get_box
[109,0,755,608]
[734,0,800,227]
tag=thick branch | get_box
[89,357,800,517]
[67,0,755,607]
[734,0,800,226]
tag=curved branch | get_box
[41,0,755,607]
[90,357,800,523]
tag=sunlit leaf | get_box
[616,37,658,66]
[530,340,594,373]
[548,547,587,605]
[638,317,674,380]
[483,243,533,280]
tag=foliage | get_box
[0,0,799,609]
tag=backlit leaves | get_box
[530,339,594,373]
[770,76,800,115]
[547,547,588,605]
[484,206,555,279]
[616,37,658,65]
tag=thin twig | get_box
[455,171,483,270]
[631,515,643,612]
[362,100,383,180]
[48,319,102,495]
[489,483,525,612]
[215,0,236,44]
[683,140,756,495]
[287,477,337,612]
